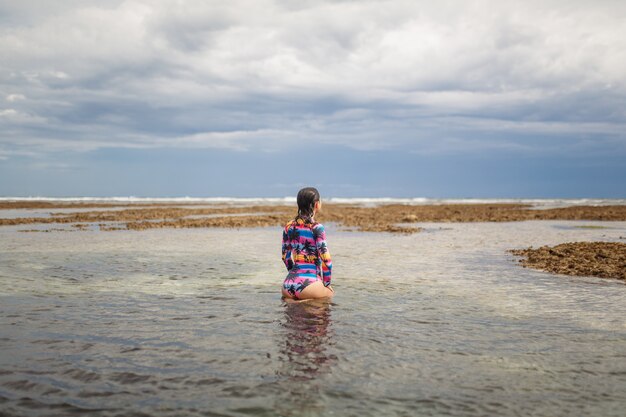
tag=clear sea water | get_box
[0,204,625,416]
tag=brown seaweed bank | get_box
[510,242,626,280]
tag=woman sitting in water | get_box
[281,187,334,300]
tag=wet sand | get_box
[510,242,626,280]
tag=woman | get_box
[281,187,334,300]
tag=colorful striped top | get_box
[281,217,333,286]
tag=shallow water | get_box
[1,220,625,417]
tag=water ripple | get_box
[0,222,625,416]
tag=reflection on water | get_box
[279,300,335,381]
[275,300,335,416]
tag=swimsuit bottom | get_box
[283,264,321,299]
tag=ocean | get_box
[0,200,625,416]
[2,196,626,207]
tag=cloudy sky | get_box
[1,0,625,197]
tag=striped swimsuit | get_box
[281,217,333,299]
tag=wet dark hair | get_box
[295,187,320,221]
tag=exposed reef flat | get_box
[510,242,626,281]
[1,202,626,234]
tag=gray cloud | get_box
[1,0,625,158]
